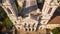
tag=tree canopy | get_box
[51,27,60,34]
[0,6,13,29]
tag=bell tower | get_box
[2,0,18,24]
[40,0,60,24]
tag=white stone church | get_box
[0,0,60,34]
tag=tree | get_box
[0,6,13,29]
[0,6,7,21]
[51,27,60,34]
[4,17,13,29]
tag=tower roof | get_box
[48,16,60,24]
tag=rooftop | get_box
[48,6,60,24]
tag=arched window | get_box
[15,21,17,23]
[7,8,12,14]
[57,0,60,3]
[48,8,52,14]
[18,27,20,29]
